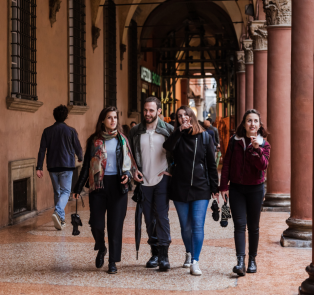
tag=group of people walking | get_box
[36,97,270,277]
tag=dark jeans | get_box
[142,175,171,247]
[89,175,128,263]
[229,182,264,257]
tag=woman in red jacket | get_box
[220,109,270,276]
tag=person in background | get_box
[163,106,219,276]
[130,121,137,128]
[36,105,83,230]
[129,97,174,272]
[206,117,220,146]
[203,120,217,148]
[73,107,133,274]
[169,112,176,126]
[220,109,270,276]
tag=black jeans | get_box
[229,182,264,257]
[141,175,171,247]
[89,175,128,263]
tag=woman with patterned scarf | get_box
[73,107,136,274]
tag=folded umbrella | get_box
[211,199,220,221]
[71,196,85,236]
[220,194,231,227]
[132,183,145,260]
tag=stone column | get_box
[243,39,254,111]
[249,20,268,126]
[262,0,291,212]
[236,51,246,125]
[282,0,313,249]
[194,97,204,121]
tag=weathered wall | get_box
[0,0,105,227]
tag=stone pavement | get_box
[0,193,310,295]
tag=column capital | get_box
[235,51,245,72]
[249,20,268,50]
[263,0,291,26]
[242,39,254,64]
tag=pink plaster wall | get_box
[0,1,104,227]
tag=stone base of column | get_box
[262,193,290,212]
[299,264,314,295]
[281,218,312,248]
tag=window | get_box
[104,0,117,107]
[11,0,37,100]
[69,0,86,106]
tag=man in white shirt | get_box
[129,97,174,271]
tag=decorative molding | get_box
[242,39,254,64]
[8,158,37,225]
[49,0,62,28]
[92,26,101,52]
[235,51,245,72]
[249,20,268,50]
[6,97,43,113]
[263,0,291,26]
[67,105,90,115]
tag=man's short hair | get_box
[130,121,137,126]
[53,105,68,122]
[170,112,175,120]
[206,117,213,124]
[144,96,162,110]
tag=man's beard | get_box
[144,113,158,124]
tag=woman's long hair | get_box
[175,106,205,135]
[86,107,123,148]
[236,109,268,138]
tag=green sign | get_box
[152,72,160,86]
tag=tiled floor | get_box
[0,193,311,295]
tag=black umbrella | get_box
[71,196,85,236]
[220,194,231,227]
[132,183,145,259]
[211,199,220,221]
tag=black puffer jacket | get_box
[73,134,132,195]
[163,128,218,202]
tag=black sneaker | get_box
[108,262,117,274]
[52,212,62,230]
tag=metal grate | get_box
[69,0,86,106]
[104,0,117,107]
[128,19,138,112]
[13,178,28,215]
[11,0,37,100]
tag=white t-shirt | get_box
[140,129,168,186]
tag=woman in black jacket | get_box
[73,107,133,274]
[163,106,219,276]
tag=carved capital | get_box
[235,51,245,72]
[92,26,101,52]
[249,20,268,50]
[242,40,254,64]
[263,0,291,26]
[49,0,61,28]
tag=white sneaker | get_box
[190,260,202,276]
[183,252,192,268]
[52,212,62,230]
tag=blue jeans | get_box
[49,171,73,220]
[174,199,209,261]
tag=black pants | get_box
[229,182,264,257]
[141,175,171,246]
[89,175,128,263]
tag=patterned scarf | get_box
[89,130,136,192]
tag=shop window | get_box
[69,0,86,106]
[11,0,37,100]
[128,19,138,112]
[104,0,117,107]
